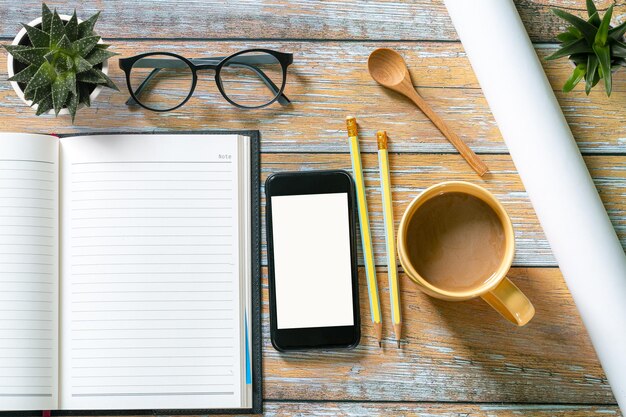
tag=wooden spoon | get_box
[368,48,488,176]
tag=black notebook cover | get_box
[7,130,262,416]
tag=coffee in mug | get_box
[405,192,505,292]
[397,181,535,326]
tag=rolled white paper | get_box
[445,0,626,410]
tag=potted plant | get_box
[546,0,626,96]
[3,3,118,121]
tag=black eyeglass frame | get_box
[119,49,293,112]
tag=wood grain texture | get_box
[65,402,623,417]
[368,48,489,176]
[255,402,621,417]
[261,267,614,404]
[0,0,624,414]
[0,0,621,42]
[259,153,625,267]
[2,42,626,153]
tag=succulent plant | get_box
[3,4,118,121]
[546,0,626,96]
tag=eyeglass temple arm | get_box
[125,67,163,106]
[126,56,291,106]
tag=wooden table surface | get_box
[1,1,625,416]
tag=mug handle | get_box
[481,277,535,326]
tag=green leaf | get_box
[609,20,626,41]
[568,26,583,39]
[77,11,100,38]
[8,64,38,83]
[612,40,626,58]
[557,31,579,43]
[78,84,91,107]
[552,8,598,44]
[65,55,74,71]
[587,11,601,27]
[49,10,66,47]
[585,54,598,94]
[23,24,50,48]
[569,53,588,64]
[563,63,586,92]
[52,74,70,115]
[31,87,50,104]
[545,38,593,60]
[65,10,78,41]
[35,92,53,115]
[24,85,37,101]
[67,92,79,122]
[592,67,601,87]
[76,68,105,84]
[78,68,118,91]
[593,43,612,96]
[41,3,53,33]
[56,34,71,53]
[586,0,600,25]
[85,47,117,65]
[73,56,93,73]
[93,68,118,91]
[66,71,77,95]
[595,5,613,46]
[24,61,56,96]
[4,45,48,66]
[44,49,55,63]
[54,54,73,72]
[71,35,100,56]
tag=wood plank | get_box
[260,267,615,404]
[261,402,621,416]
[0,0,621,42]
[259,153,625,267]
[1,42,626,153]
[67,402,623,417]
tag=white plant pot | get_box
[6,14,109,115]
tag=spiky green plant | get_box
[2,4,118,121]
[546,0,626,96]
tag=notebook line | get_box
[72,188,229,192]
[72,161,232,165]
[70,178,232,184]
[0,159,53,164]
[71,197,233,201]
[72,324,232,328]
[0,178,54,182]
[73,364,233,368]
[71,300,233,303]
[72,170,232,174]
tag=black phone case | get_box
[265,170,361,351]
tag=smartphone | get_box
[265,170,360,351]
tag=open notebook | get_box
[0,132,261,414]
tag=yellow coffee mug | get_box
[397,181,535,326]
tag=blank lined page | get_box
[0,133,58,411]
[59,134,244,410]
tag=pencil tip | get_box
[397,339,400,348]
[378,341,382,348]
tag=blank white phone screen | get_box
[271,192,354,329]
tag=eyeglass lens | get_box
[218,51,284,108]
[129,54,194,111]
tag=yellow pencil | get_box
[377,130,402,348]
[346,116,382,347]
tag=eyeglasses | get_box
[119,49,293,112]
